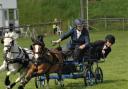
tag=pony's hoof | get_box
[5,76,10,86]
[10,82,16,88]
[18,85,24,89]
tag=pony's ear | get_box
[30,45,33,50]
[1,38,4,44]
[31,37,36,43]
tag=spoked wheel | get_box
[35,76,45,89]
[83,68,95,86]
[95,67,103,84]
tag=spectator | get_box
[52,18,58,35]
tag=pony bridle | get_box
[3,37,26,63]
[33,44,46,62]
[3,37,14,53]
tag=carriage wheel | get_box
[83,68,95,86]
[95,67,103,84]
[35,76,45,89]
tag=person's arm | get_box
[102,48,111,58]
[52,29,73,44]
[79,31,90,49]
[60,29,73,41]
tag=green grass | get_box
[18,0,128,24]
[17,0,128,33]
[0,30,128,89]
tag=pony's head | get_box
[1,32,17,53]
[31,35,45,60]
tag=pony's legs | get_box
[0,61,7,72]
[36,64,49,75]
[9,69,27,89]
[35,64,50,89]
[5,70,16,89]
[18,64,36,89]
[17,77,30,89]
[5,71,12,86]
[5,64,22,88]
[25,64,36,79]
[17,68,35,89]
[18,64,50,89]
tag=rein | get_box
[4,47,25,63]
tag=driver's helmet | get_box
[74,19,84,26]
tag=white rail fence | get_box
[0,18,128,37]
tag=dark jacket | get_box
[89,40,111,59]
[61,28,90,49]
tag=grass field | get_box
[18,0,128,24]
[0,30,128,89]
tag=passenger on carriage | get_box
[52,18,90,61]
[87,34,116,60]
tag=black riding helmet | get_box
[105,34,115,44]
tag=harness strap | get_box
[4,47,30,68]
[5,47,21,61]
[34,48,55,65]
[22,48,29,59]
[15,47,22,58]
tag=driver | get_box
[52,18,90,61]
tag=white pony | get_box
[0,32,33,89]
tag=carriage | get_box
[0,33,114,89]
[34,45,105,89]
